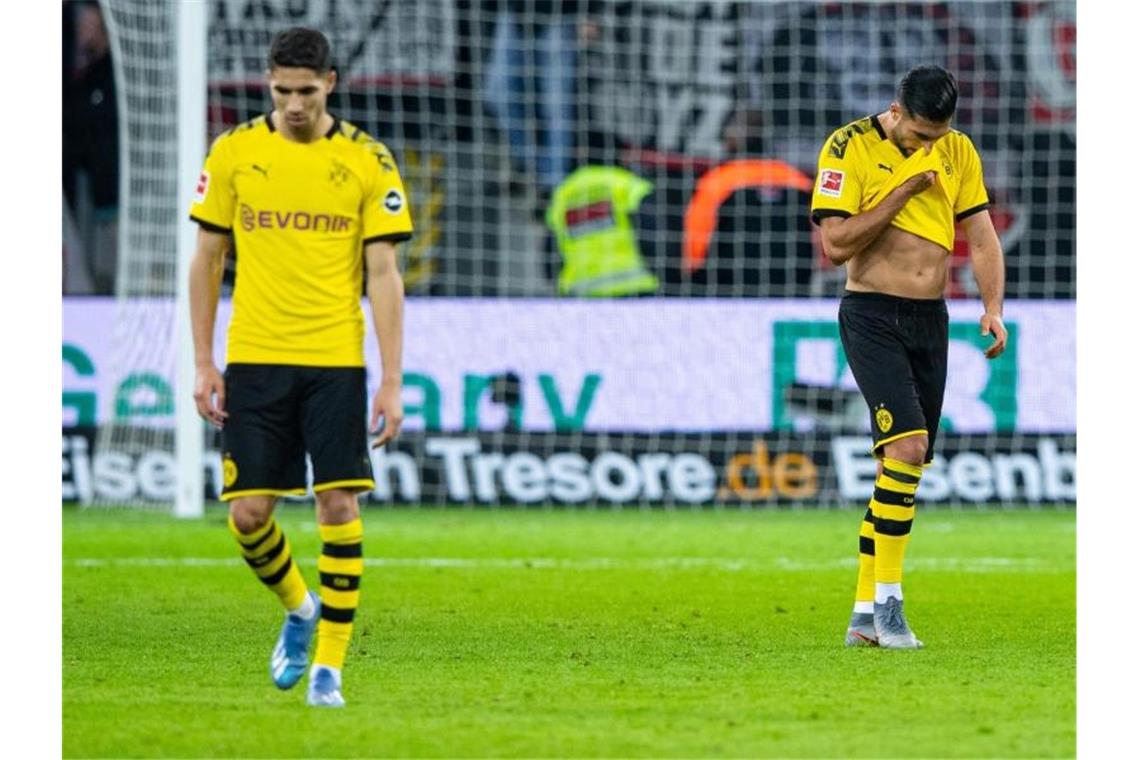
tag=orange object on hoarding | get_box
[682,159,814,273]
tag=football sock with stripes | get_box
[870,457,923,601]
[314,518,364,671]
[853,507,876,614]
[229,515,310,612]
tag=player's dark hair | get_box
[897,65,958,123]
[268,27,332,73]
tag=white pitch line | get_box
[69,556,1069,573]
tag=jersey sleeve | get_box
[954,135,990,221]
[810,128,865,225]
[361,141,415,245]
[188,134,236,232]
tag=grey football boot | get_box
[306,666,346,708]
[873,596,924,649]
[844,611,878,647]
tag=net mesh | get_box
[84,0,181,508]
[78,0,1076,508]
[204,0,1074,299]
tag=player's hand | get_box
[193,364,228,428]
[980,312,1008,359]
[370,382,404,449]
[903,171,938,196]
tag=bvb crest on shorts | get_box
[876,406,894,433]
[223,454,239,488]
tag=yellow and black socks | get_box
[229,515,310,612]
[853,507,877,614]
[869,458,923,603]
[314,519,364,671]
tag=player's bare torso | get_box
[845,225,948,299]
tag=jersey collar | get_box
[870,114,888,140]
[263,112,340,140]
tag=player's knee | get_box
[316,489,359,524]
[229,497,274,534]
[884,435,928,466]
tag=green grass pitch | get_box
[63,506,1075,758]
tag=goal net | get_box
[70,0,1076,509]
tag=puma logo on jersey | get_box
[878,163,894,174]
[251,164,270,178]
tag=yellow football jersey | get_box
[188,114,414,367]
[809,114,989,252]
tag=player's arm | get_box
[187,132,236,426]
[189,227,230,427]
[364,240,405,447]
[960,209,1008,359]
[818,171,936,265]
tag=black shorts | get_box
[838,291,948,463]
[220,364,375,501]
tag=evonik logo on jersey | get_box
[239,204,353,233]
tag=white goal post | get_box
[174,0,207,518]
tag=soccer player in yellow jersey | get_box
[810,65,1008,649]
[187,28,413,705]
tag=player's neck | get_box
[877,109,897,131]
[272,111,334,144]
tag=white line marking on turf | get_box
[69,556,1067,573]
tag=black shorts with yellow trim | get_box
[220,364,375,501]
[838,290,948,464]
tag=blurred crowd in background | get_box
[63,1,1075,299]
[63,1,119,294]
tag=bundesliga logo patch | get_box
[194,171,210,203]
[383,189,404,214]
[818,169,844,197]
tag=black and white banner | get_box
[63,428,1075,507]
[208,0,456,86]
